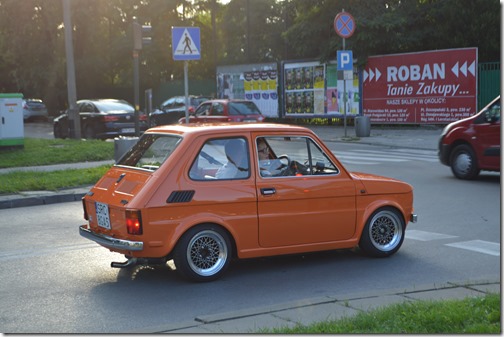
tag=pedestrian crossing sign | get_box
[172,27,201,61]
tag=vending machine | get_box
[0,93,24,149]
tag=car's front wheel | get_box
[173,224,232,282]
[359,207,405,257]
[450,144,480,180]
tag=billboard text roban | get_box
[362,48,477,124]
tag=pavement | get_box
[4,123,499,333]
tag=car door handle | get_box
[260,188,276,195]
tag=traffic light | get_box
[133,22,152,50]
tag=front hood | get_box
[350,172,413,194]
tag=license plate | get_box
[122,128,135,133]
[95,202,111,229]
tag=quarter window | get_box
[190,137,250,180]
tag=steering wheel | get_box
[277,154,290,167]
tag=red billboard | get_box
[362,48,478,124]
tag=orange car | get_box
[80,123,417,282]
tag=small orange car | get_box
[80,123,417,282]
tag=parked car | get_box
[53,99,148,139]
[179,99,265,124]
[149,95,209,126]
[79,123,417,282]
[438,96,500,179]
[23,98,48,121]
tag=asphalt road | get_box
[0,140,499,333]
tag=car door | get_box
[191,102,212,123]
[205,102,228,123]
[474,98,500,169]
[252,133,357,248]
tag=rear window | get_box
[94,101,134,113]
[228,102,262,116]
[117,134,182,171]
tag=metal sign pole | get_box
[343,35,347,138]
[184,61,189,124]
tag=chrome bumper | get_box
[410,214,418,223]
[79,224,144,251]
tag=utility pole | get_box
[62,0,80,139]
[132,18,152,136]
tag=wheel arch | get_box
[357,200,408,239]
[169,220,238,259]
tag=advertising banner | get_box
[284,61,360,117]
[362,48,477,124]
[217,63,278,118]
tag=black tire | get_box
[150,117,158,127]
[173,224,232,282]
[449,144,480,180]
[53,123,62,138]
[84,125,95,139]
[359,207,405,257]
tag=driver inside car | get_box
[257,138,288,177]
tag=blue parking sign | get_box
[337,50,353,71]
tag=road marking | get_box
[333,149,438,166]
[406,230,458,241]
[445,240,500,257]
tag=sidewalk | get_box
[133,279,499,333]
[0,125,442,209]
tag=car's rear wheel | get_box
[53,123,65,139]
[84,125,95,139]
[150,117,158,127]
[359,207,405,257]
[450,144,480,180]
[173,224,232,282]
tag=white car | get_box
[23,99,48,121]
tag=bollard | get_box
[355,116,371,137]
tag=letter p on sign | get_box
[337,50,353,71]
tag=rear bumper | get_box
[79,224,144,251]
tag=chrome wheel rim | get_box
[369,210,402,252]
[187,230,228,277]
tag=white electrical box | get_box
[0,93,24,149]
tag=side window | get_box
[256,136,339,178]
[79,103,93,113]
[212,103,224,116]
[190,137,250,180]
[195,103,211,116]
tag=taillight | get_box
[139,114,147,121]
[82,198,89,220]
[188,106,195,113]
[126,210,143,235]
[103,115,120,122]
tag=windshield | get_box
[228,102,262,116]
[117,134,182,171]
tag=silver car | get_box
[23,99,48,121]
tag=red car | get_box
[179,99,265,124]
[438,96,500,179]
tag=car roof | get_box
[201,99,253,104]
[146,123,313,137]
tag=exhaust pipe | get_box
[111,258,138,268]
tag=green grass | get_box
[262,293,500,334]
[0,138,114,194]
[0,138,114,168]
[0,165,111,194]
